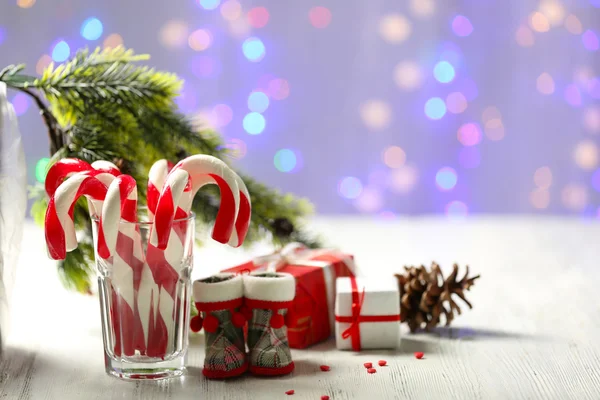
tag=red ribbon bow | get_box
[335,277,401,351]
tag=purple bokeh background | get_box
[1,0,600,217]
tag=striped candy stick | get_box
[146,169,191,357]
[45,173,108,260]
[97,175,146,356]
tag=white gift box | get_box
[335,277,401,350]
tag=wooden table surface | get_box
[2,216,600,400]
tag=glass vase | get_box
[91,213,195,380]
[0,82,27,351]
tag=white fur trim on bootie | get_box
[193,273,243,303]
[243,272,296,302]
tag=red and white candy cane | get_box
[45,172,108,260]
[147,159,174,221]
[97,175,147,356]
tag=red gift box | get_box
[223,243,356,349]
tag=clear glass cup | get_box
[91,213,195,380]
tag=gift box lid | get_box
[335,277,399,317]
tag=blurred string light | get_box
[228,17,251,38]
[35,54,52,75]
[247,7,270,28]
[354,187,384,213]
[534,166,553,189]
[530,12,550,33]
[564,15,583,35]
[436,167,458,191]
[424,97,446,120]
[445,201,468,219]
[220,0,242,21]
[11,93,29,116]
[309,6,332,29]
[536,72,555,95]
[582,30,599,52]
[159,20,189,49]
[562,183,588,211]
[247,91,269,112]
[482,106,505,141]
[564,84,582,107]
[51,40,70,62]
[458,147,480,169]
[393,61,423,91]
[433,61,455,83]
[583,106,600,133]
[360,99,391,130]
[388,164,418,194]
[573,66,595,90]
[243,112,266,134]
[188,29,212,51]
[338,176,363,199]
[409,0,435,18]
[515,24,535,47]
[197,0,221,10]
[457,123,481,146]
[213,104,233,127]
[538,0,565,26]
[530,188,550,209]
[0,27,5,45]
[35,158,50,183]
[446,92,467,114]
[103,33,123,49]
[242,37,266,62]
[439,42,462,67]
[274,149,300,173]
[81,17,103,41]
[379,14,412,43]
[574,140,598,170]
[451,15,473,37]
[382,146,406,168]
[16,0,35,8]
[267,78,290,100]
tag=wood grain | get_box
[1,217,600,399]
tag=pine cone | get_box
[394,262,480,333]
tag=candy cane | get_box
[171,155,241,245]
[45,173,108,260]
[96,175,146,356]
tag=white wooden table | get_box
[2,217,600,399]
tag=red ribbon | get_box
[335,277,401,351]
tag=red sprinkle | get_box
[415,352,424,359]
[285,390,295,395]
[378,360,387,366]
[364,362,373,368]
[320,365,331,372]
[321,397,330,400]
[367,368,377,374]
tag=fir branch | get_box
[6,46,322,294]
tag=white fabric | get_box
[243,272,295,302]
[193,273,243,303]
[335,277,400,350]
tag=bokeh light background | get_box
[2,0,600,218]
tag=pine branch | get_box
[12,46,322,294]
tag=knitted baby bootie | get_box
[191,273,248,379]
[243,272,296,376]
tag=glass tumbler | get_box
[92,213,195,380]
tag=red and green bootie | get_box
[243,271,296,376]
[191,273,247,379]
